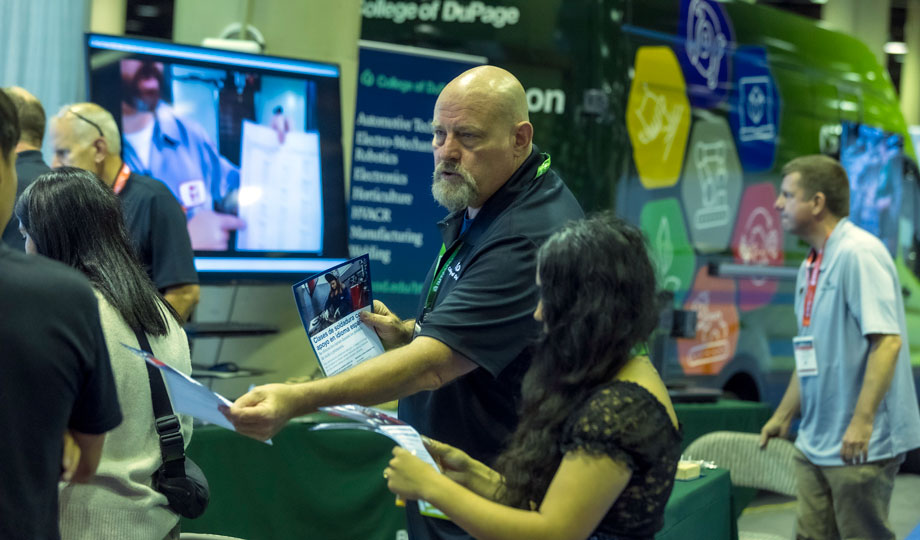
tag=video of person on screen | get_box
[839,122,904,255]
[119,59,324,253]
[294,258,371,338]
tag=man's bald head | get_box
[2,87,45,149]
[439,65,530,129]
[430,65,535,212]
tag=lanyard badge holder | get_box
[794,248,823,377]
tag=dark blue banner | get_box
[348,43,482,318]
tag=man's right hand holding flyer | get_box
[223,297,412,441]
[221,332,476,442]
[218,383,302,443]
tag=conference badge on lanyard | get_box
[794,248,822,377]
[793,336,818,377]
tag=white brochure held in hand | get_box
[122,344,272,445]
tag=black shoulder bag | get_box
[133,328,210,519]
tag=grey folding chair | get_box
[684,430,797,496]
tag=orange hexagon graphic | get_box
[677,267,739,375]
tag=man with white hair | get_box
[50,102,200,320]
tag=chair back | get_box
[684,431,797,496]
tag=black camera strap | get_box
[133,327,187,479]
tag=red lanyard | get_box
[112,163,131,194]
[801,247,824,328]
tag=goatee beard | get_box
[432,162,479,213]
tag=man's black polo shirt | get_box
[0,244,122,540]
[119,172,198,291]
[399,146,584,538]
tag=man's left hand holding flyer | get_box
[293,254,384,376]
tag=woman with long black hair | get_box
[16,167,192,540]
[385,214,682,540]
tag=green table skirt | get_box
[674,399,774,452]
[181,420,406,540]
[659,468,734,540]
[182,421,736,540]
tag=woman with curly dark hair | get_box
[384,214,682,540]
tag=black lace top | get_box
[560,380,682,539]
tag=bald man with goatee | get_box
[225,66,583,537]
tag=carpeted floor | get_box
[738,473,920,539]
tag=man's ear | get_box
[512,121,533,156]
[93,138,108,164]
[812,191,827,216]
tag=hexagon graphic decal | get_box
[640,198,696,306]
[731,183,784,311]
[627,46,692,189]
[680,113,743,253]
[729,46,780,172]
[677,267,739,376]
[678,0,734,108]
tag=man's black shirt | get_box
[1,150,50,250]
[119,172,198,291]
[0,245,122,540]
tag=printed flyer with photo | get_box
[293,254,384,376]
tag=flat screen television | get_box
[85,33,348,281]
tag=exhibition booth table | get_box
[673,398,775,526]
[659,468,735,540]
[181,417,737,540]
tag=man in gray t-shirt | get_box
[760,154,920,540]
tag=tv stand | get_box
[183,321,279,338]
[184,321,280,380]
